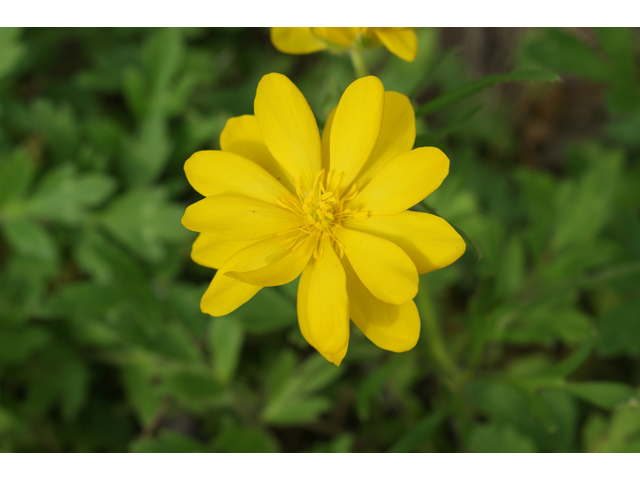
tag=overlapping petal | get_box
[329,76,384,190]
[344,259,420,352]
[227,235,318,287]
[191,233,255,270]
[337,227,418,305]
[182,195,301,240]
[270,27,328,54]
[355,91,415,189]
[348,147,449,215]
[297,264,348,366]
[254,73,321,192]
[219,115,295,192]
[184,150,290,204]
[302,236,350,354]
[373,28,418,62]
[344,211,466,274]
[200,235,294,316]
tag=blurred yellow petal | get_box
[220,115,295,192]
[337,227,418,305]
[297,264,348,366]
[356,91,416,189]
[345,211,466,274]
[311,27,359,47]
[254,73,321,192]
[373,28,417,62]
[270,27,328,54]
[227,235,317,287]
[184,150,290,204]
[329,76,384,190]
[191,233,255,270]
[182,195,301,240]
[305,236,350,354]
[349,147,449,215]
[344,260,420,352]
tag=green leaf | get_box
[208,317,244,385]
[470,423,538,453]
[416,70,559,116]
[0,326,50,364]
[595,28,636,81]
[0,28,25,80]
[26,164,116,224]
[143,28,184,94]
[262,354,342,426]
[597,298,640,357]
[388,408,446,453]
[121,115,171,187]
[121,365,162,426]
[213,422,280,453]
[234,287,297,334]
[100,187,187,262]
[132,430,207,453]
[526,28,611,82]
[1,217,57,261]
[555,382,636,410]
[0,149,34,207]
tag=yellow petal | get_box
[329,76,384,191]
[344,259,420,352]
[182,195,301,240]
[191,233,255,270]
[321,106,336,173]
[349,147,449,215]
[305,236,350,354]
[311,27,360,47]
[270,27,328,54]
[184,150,290,205]
[219,115,295,192]
[355,91,416,189]
[227,235,317,287]
[200,234,295,316]
[337,227,418,305]
[201,273,262,317]
[254,73,321,192]
[373,28,417,62]
[344,211,466,274]
[297,264,348,366]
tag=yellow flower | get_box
[271,27,418,62]
[182,73,465,366]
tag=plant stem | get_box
[417,280,459,387]
[349,48,369,78]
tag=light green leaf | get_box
[555,382,636,410]
[100,187,187,262]
[1,217,57,261]
[209,317,244,385]
[0,28,25,80]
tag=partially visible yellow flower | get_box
[182,73,465,366]
[271,27,418,62]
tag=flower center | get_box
[276,169,368,257]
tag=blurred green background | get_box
[0,27,639,453]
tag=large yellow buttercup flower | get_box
[182,73,465,366]
[271,27,418,62]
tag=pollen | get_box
[276,169,368,257]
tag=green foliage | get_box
[0,27,639,453]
